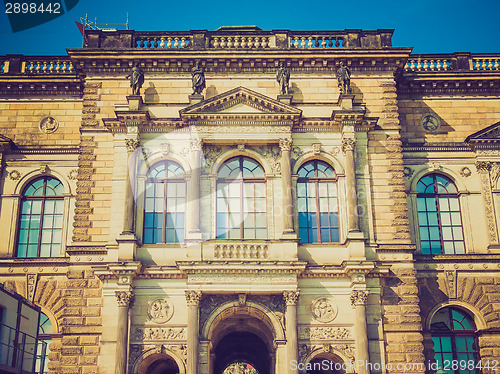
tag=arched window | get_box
[297,160,339,243]
[16,177,64,258]
[430,307,479,373]
[144,160,185,244]
[217,156,266,239]
[416,174,464,255]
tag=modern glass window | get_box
[143,160,185,244]
[16,177,64,258]
[217,156,266,239]
[431,307,480,374]
[297,160,339,243]
[416,174,465,255]
[36,312,52,374]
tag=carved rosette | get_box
[125,138,140,153]
[283,290,299,306]
[341,137,356,153]
[350,290,369,306]
[116,291,134,307]
[185,290,202,306]
[279,138,292,152]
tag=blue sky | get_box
[0,0,499,55]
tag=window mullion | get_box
[37,180,47,257]
[163,182,167,243]
[315,180,321,243]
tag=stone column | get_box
[279,138,294,235]
[342,136,360,232]
[189,137,202,234]
[283,291,299,368]
[185,290,202,374]
[350,290,370,374]
[123,138,140,234]
[475,161,499,247]
[115,291,134,374]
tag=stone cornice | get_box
[176,260,307,275]
[0,74,82,97]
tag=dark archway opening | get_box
[145,357,179,374]
[307,355,344,374]
[214,331,269,374]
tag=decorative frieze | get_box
[299,327,351,340]
[131,327,186,341]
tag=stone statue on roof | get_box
[276,62,290,95]
[336,62,351,95]
[192,61,206,95]
[126,62,144,96]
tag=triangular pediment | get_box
[465,121,500,144]
[180,87,302,123]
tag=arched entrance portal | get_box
[204,302,285,374]
[215,332,268,374]
[138,353,180,374]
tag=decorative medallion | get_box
[148,298,173,323]
[68,169,78,180]
[8,170,21,180]
[38,116,59,134]
[420,114,441,133]
[403,167,413,180]
[311,297,338,323]
[459,167,472,178]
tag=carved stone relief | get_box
[38,116,59,134]
[311,298,338,323]
[299,327,351,340]
[147,298,173,324]
[131,327,186,342]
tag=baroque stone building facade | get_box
[0,27,499,374]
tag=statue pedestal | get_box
[337,94,355,110]
[126,95,143,111]
[189,94,204,105]
[277,94,293,104]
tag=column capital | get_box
[125,138,140,153]
[283,290,300,306]
[115,290,134,307]
[189,137,203,152]
[279,138,292,152]
[185,290,202,306]
[350,290,369,306]
[476,161,492,173]
[341,137,356,153]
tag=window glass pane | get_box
[321,228,329,242]
[320,213,329,227]
[299,228,308,243]
[330,228,339,242]
[454,241,465,254]
[426,198,437,211]
[417,198,426,211]
[244,229,255,239]
[32,201,43,214]
[255,198,266,212]
[255,228,267,239]
[297,183,306,197]
[28,244,38,257]
[439,198,450,211]
[453,227,464,240]
[449,198,460,211]
[440,213,451,226]
[442,227,452,240]
[19,229,29,244]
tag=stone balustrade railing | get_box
[134,35,192,49]
[210,35,272,49]
[289,34,344,49]
[0,56,74,74]
[404,53,500,72]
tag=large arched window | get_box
[216,156,266,239]
[297,160,339,243]
[430,307,479,374]
[416,174,464,255]
[16,177,64,258]
[144,160,185,244]
[36,312,52,374]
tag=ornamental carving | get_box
[203,144,224,168]
[312,143,321,155]
[125,138,140,152]
[161,143,171,155]
[459,167,472,178]
[350,290,369,306]
[131,327,186,341]
[490,162,500,188]
[248,295,286,314]
[475,161,492,173]
[116,291,134,307]
[68,169,78,180]
[311,298,337,323]
[291,145,303,161]
[444,270,457,299]
[38,116,59,134]
[403,167,413,180]
[26,274,37,302]
[299,327,351,340]
[199,294,235,332]
[279,138,292,152]
[299,343,355,364]
[341,138,356,153]
[148,298,173,324]
[8,170,21,180]
[283,290,300,306]
[185,290,202,306]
